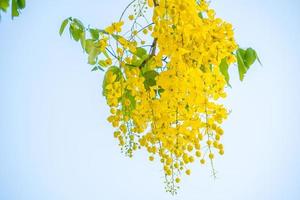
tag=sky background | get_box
[1,0,300,199]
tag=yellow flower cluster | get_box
[99,0,238,194]
[60,0,259,193]
[105,21,124,34]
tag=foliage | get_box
[0,0,26,19]
[60,0,260,194]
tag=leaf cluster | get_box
[219,48,261,86]
[0,0,25,19]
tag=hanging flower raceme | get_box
[60,0,260,194]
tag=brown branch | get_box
[139,38,157,68]
[138,0,159,69]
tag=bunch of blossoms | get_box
[60,0,260,194]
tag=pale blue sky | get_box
[0,0,300,199]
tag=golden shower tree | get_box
[60,0,260,194]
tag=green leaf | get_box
[17,0,25,9]
[198,12,203,19]
[236,49,247,81]
[85,40,101,65]
[89,28,99,40]
[131,56,143,67]
[80,31,86,49]
[235,47,261,81]
[88,48,99,65]
[219,58,231,87]
[59,18,70,36]
[135,47,147,59]
[244,48,257,68]
[68,18,86,43]
[1,0,25,18]
[84,39,94,53]
[73,18,85,30]
[143,70,158,90]
[69,24,81,41]
[157,88,165,95]
[237,48,246,58]
[254,50,262,65]
[11,0,19,18]
[0,0,10,12]
[88,56,96,65]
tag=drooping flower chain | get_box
[61,0,259,194]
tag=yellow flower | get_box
[149,156,154,161]
[105,21,124,34]
[148,0,154,7]
[105,58,112,66]
[200,159,206,165]
[128,15,134,20]
[185,169,191,175]
[142,29,148,35]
